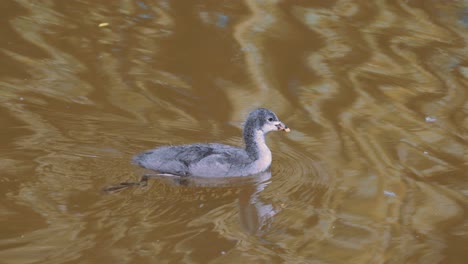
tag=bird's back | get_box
[133,143,252,176]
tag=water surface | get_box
[0,1,467,263]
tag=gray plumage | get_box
[133,108,290,177]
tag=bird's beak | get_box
[275,122,290,132]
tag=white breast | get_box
[250,131,272,172]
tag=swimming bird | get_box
[133,108,290,177]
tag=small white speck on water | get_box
[221,251,226,255]
[199,203,204,208]
[425,116,437,122]
[19,97,24,101]
[423,151,428,155]
[384,190,396,197]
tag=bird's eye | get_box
[268,117,274,122]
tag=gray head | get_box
[242,108,290,160]
[244,108,290,135]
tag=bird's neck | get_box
[244,129,271,162]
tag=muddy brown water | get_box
[0,1,467,263]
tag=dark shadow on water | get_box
[103,171,279,235]
[102,171,273,192]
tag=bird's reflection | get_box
[103,171,278,234]
[237,172,278,235]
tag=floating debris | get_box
[425,116,437,123]
[98,22,109,27]
[384,190,396,197]
[216,14,229,28]
[459,66,468,78]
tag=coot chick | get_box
[133,108,290,177]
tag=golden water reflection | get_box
[0,0,466,263]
